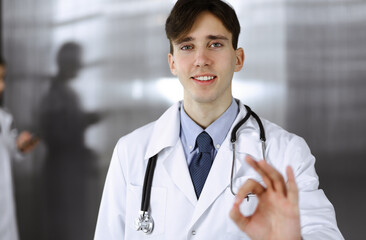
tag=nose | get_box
[194,49,212,68]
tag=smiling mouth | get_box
[192,76,217,81]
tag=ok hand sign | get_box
[230,156,301,240]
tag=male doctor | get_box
[94,0,343,239]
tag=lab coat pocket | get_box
[126,184,167,238]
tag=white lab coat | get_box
[95,101,344,240]
[0,108,20,240]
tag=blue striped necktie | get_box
[189,131,213,198]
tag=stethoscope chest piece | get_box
[135,211,154,234]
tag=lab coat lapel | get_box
[189,141,235,225]
[189,138,261,227]
[143,102,197,206]
[161,141,198,206]
[144,102,181,159]
[189,101,263,226]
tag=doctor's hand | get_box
[230,156,301,240]
[17,131,39,153]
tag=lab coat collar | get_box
[144,100,264,223]
[144,101,198,205]
[143,101,200,205]
[144,102,181,160]
[144,100,261,159]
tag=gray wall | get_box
[286,1,366,238]
[1,0,365,239]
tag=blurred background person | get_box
[0,58,39,240]
[39,42,100,240]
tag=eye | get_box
[210,42,223,48]
[181,45,193,51]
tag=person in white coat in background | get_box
[95,0,344,239]
[0,58,39,240]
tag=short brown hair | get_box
[165,0,241,54]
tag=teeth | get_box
[195,76,215,81]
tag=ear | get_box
[234,48,245,72]
[168,53,177,75]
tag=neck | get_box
[55,70,75,82]
[183,97,232,129]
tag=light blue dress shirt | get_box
[179,99,239,166]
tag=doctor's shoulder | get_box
[115,121,156,155]
[260,118,307,143]
[260,118,314,167]
[0,107,13,125]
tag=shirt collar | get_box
[180,99,239,152]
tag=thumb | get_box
[230,196,250,231]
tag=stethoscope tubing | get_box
[141,154,158,212]
[136,104,266,234]
[229,105,266,195]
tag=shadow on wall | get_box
[39,42,101,240]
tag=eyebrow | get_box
[175,36,194,45]
[207,35,229,41]
[174,35,229,45]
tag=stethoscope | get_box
[134,105,266,234]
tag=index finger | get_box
[236,178,265,202]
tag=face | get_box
[0,65,5,95]
[168,11,244,107]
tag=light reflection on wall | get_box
[156,78,183,103]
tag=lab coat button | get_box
[191,230,196,235]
